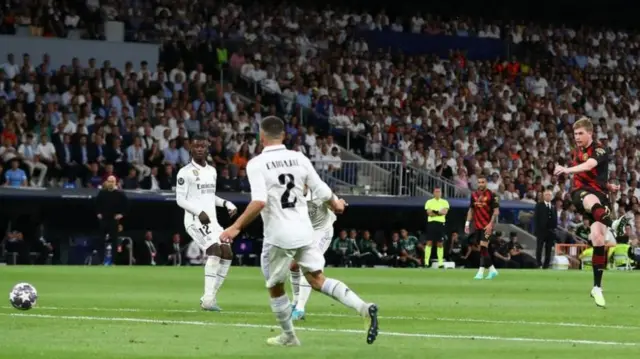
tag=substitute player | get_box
[554,117,627,307]
[424,187,449,268]
[465,175,499,280]
[289,185,345,320]
[220,116,378,347]
[176,134,238,311]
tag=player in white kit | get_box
[175,134,238,311]
[220,116,379,347]
[289,186,341,320]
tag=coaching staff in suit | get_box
[96,175,128,254]
[534,189,557,269]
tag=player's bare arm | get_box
[464,208,474,234]
[554,158,597,176]
[221,200,265,243]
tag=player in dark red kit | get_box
[465,175,500,280]
[554,117,628,308]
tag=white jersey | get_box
[247,144,333,249]
[175,160,223,232]
[306,191,336,231]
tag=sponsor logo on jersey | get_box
[197,183,216,190]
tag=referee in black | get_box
[424,187,450,268]
[96,175,128,264]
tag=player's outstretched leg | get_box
[293,269,312,320]
[306,271,379,344]
[289,262,301,310]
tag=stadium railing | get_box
[310,159,404,196]
[406,165,471,198]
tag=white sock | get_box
[295,271,312,311]
[290,269,301,305]
[270,294,295,336]
[212,259,231,298]
[204,256,221,299]
[477,267,485,275]
[489,265,497,272]
[320,278,368,316]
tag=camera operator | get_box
[96,175,128,265]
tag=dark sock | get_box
[480,247,493,268]
[592,246,606,287]
[591,204,613,227]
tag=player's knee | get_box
[304,270,324,291]
[220,244,233,259]
[206,243,222,257]
[437,242,444,248]
[426,241,433,246]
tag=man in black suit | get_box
[534,189,558,269]
[72,135,94,180]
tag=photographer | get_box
[96,175,128,265]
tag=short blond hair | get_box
[573,117,593,132]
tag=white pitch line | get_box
[2,305,638,331]
[1,312,637,347]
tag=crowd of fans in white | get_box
[3,1,640,229]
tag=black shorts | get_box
[427,222,445,242]
[571,189,610,221]
[472,229,491,244]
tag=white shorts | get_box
[184,218,222,251]
[313,227,334,254]
[260,243,325,288]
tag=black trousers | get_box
[536,231,555,268]
[99,218,119,247]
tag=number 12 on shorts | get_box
[199,224,211,236]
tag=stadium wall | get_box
[1,188,533,264]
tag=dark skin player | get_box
[191,138,236,261]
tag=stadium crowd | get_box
[3,2,640,250]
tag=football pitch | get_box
[1,267,639,359]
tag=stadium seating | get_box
[1,1,640,235]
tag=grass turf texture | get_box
[0,267,639,359]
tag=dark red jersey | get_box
[571,141,609,193]
[469,189,499,230]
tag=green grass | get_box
[1,267,639,359]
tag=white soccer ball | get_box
[9,282,38,310]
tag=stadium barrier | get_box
[1,187,533,265]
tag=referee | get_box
[424,187,449,268]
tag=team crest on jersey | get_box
[582,153,588,161]
[193,170,199,176]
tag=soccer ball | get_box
[9,282,38,310]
